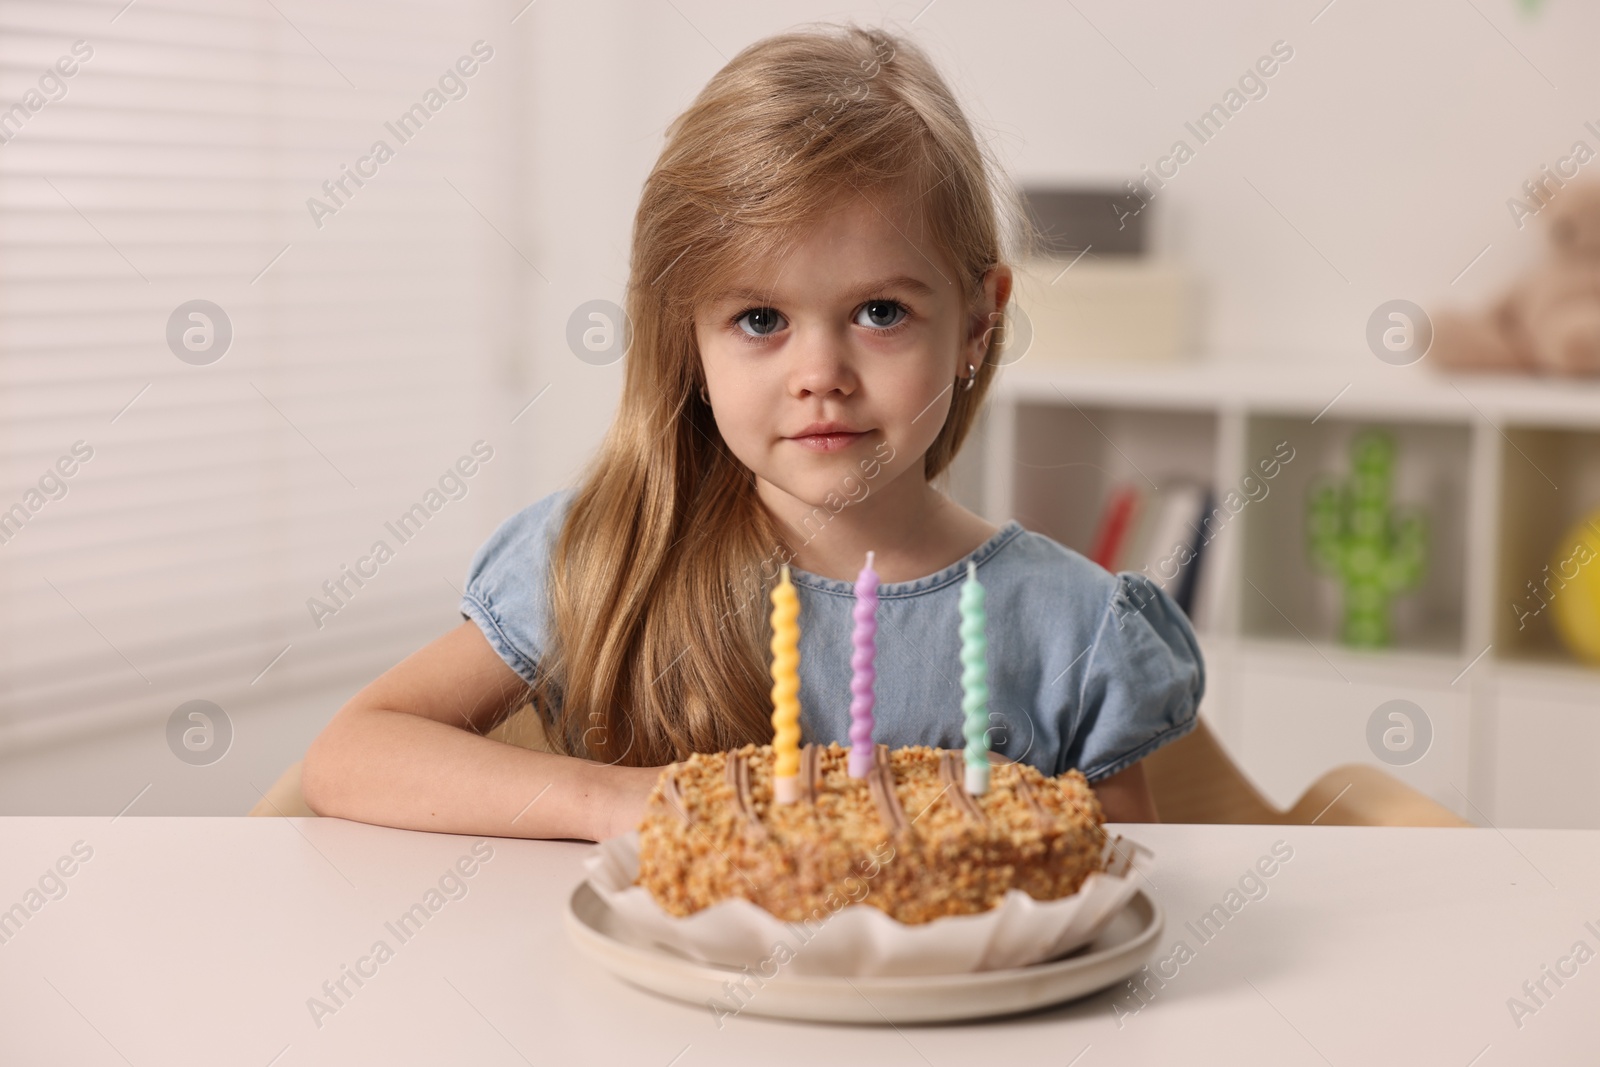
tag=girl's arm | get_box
[300,620,661,841]
[1092,761,1159,823]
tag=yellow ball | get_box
[1550,510,1600,664]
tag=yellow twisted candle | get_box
[770,564,801,803]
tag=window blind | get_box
[0,0,528,751]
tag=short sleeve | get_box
[1059,571,1206,781]
[458,488,577,688]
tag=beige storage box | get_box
[1010,257,1196,363]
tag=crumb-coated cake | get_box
[634,741,1108,925]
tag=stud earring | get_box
[962,362,977,391]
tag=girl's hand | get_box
[595,763,668,840]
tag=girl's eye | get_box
[855,299,907,330]
[735,307,786,337]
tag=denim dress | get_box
[460,488,1204,782]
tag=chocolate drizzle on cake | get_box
[938,751,988,822]
[659,767,694,826]
[725,751,767,838]
[983,750,1051,830]
[797,743,822,806]
[867,742,909,837]
[1010,768,1053,829]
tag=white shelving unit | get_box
[950,356,1600,828]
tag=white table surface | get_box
[1,817,1595,1065]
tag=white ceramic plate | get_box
[564,881,1163,1024]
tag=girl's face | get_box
[695,187,1008,518]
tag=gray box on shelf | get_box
[1019,186,1147,257]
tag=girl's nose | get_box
[789,328,858,398]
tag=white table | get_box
[0,818,1594,1064]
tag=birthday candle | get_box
[848,551,879,778]
[960,560,990,795]
[770,564,801,803]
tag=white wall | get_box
[520,0,1599,405]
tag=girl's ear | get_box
[966,264,1015,367]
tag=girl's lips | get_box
[789,431,867,453]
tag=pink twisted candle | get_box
[848,550,879,778]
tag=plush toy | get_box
[1430,179,1600,376]
[1306,430,1428,647]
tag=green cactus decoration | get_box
[1306,430,1428,647]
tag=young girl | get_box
[302,25,1204,840]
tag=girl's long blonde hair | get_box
[531,24,1026,766]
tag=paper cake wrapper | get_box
[583,830,1152,978]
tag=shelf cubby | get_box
[1238,413,1471,657]
[1007,401,1219,558]
[1495,425,1600,665]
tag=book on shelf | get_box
[1088,480,1213,622]
[1168,487,1213,621]
[1087,484,1141,571]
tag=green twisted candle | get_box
[960,560,990,795]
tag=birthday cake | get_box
[634,741,1108,925]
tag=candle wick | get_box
[866,550,875,569]
[967,560,976,579]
